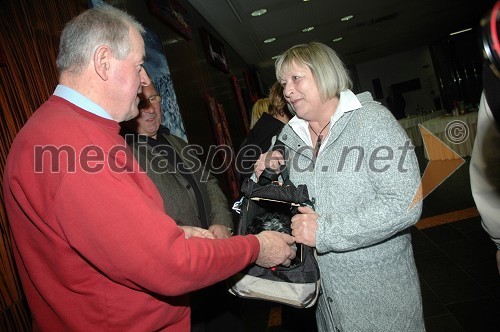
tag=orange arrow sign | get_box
[410,125,465,208]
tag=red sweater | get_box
[3,96,259,331]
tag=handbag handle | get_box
[272,139,314,208]
[256,136,289,185]
[272,139,289,182]
[258,168,279,185]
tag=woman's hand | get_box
[254,151,285,178]
[179,226,215,239]
[291,206,318,247]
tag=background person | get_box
[121,82,233,238]
[386,84,406,119]
[249,98,271,128]
[430,89,442,110]
[255,42,424,332]
[121,81,238,331]
[470,62,500,275]
[268,81,292,125]
[2,6,295,331]
[236,82,292,183]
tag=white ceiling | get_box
[187,0,494,86]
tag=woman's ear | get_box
[94,45,111,81]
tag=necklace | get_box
[309,121,330,157]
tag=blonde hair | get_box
[275,42,352,102]
[249,98,270,128]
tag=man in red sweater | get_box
[2,5,295,331]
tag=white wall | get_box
[355,46,441,116]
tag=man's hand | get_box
[255,231,296,268]
[180,226,215,239]
[209,224,233,239]
[254,151,284,179]
[291,206,318,247]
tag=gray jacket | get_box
[126,128,233,229]
[275,91,425,331]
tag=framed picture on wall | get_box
[200,28,229,73]
[243,69,259,103]
[230,75,250,134]
[204,94,239,199]
[205,94,221,138]
[216,103,234,148]
[148,0,192,40]
[204,94,233,151]
[216,103,239,199]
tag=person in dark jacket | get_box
[236,81,292,183]
[121,81,238,331]
[470,63,500,276]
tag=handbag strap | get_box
[272,138,290,182]
[273,135,314,208]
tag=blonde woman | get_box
[249,98,270,128]
[237,83,292,182]
[256,42,424,332]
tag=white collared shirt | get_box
[53,84,113,120]
[288,89,362,154]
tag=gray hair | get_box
[56,5,145,74]
[275,42,352,102]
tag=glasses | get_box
[138,94,161,109]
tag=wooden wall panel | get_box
[0,1,87,330]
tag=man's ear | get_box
[94,45,111,81]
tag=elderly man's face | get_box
[107,27,150,122]
[134,84,162,138]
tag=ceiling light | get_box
[251,9,267,16]
[264,38,276,43]
[341,15,354,21]
[333,37,343,42]
[449,27,472,36]
[302,26,315,32]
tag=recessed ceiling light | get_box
[333,37,343,42]
[302,26,315,32]
[264,38,276,43]
[341,15,354,21]
[251,9,267,16]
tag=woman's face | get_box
[280,61,323,121]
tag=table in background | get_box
[420,112,478,160]
[398,110,446,147]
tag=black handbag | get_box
[229,167,320,308]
